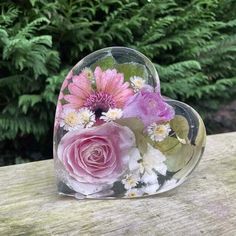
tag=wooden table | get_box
[0,132,236,236]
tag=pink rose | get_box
[57,122,136,196]
[123,87,175,127]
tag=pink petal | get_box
[94,67,103,91]
[68,83,89,100]
[62,103,81,109]
[64,95,84,107]
[72,72,93,95]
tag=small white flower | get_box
[141,144,167,176]
[77,107,95,128]
[122,173,140,190]
[100,108,123,122]
[128,148,142,171]
[130,76,146,92]
[128,144,167,188]
[141,171,158,184]
[82,67,94,81]
[125,188,143,198]
[142,183,160,194]
[60,108,82,131]
[147,122,171,142]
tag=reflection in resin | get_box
[53,47,206,199]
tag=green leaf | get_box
[91,55,116,71]
[18,95,42,113]
[115,117,144,132]
[155,136,195,172]
[164,143,194,172]
[170,115,190,142]
[155,136,181,153]
[29,0,38,6]
[115,118,148,155]
[115,63,148,81]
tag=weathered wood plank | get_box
[0,132,236,236]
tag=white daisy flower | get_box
[130,76,146,92]
[100,108,123,122]
[82,67,94,81]
[77,107,95,128]
[147,122,171,142]
[122,173,140,190]
[60,108,82,131]
[125,188,143,198]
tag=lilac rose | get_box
[57,122,136,196]
[123,87,175,127]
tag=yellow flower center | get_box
[127,177,135,185]
[109,110,118,118]
[80,112,90,123]
[154,125,166,136]
[87,71,93,80]
[64,112,79,127]
[129,192,137,198]
[135,80,143,87]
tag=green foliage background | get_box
[0,0,236,165]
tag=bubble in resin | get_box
[53,47,206,199]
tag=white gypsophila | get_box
[128,148,142,171]
[125,188,143,198]
[147,122,171,142]
[60,108,82,131]
[77,107,95,128]
[100,108,123,122]
[122,173,140,190]
[142,182,160,195]
[141,144,167,176]
[128,144,167,185]
[130,76,146,92]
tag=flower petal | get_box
[68,176,109,195]
[141,171,158,184]
[128,148,141,171]
[64,95,84,108]
[143,182,160,194]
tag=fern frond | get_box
[16,17,49,38]
[18,95,42,114]
[0,3,19,26]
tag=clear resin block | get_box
[53,47,206,199]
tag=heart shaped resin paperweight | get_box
[53,47,206,199]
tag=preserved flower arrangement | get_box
[54,47,206,199]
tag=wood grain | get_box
[0,132,236,236]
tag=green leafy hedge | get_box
[0,0,236,165]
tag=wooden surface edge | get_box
[0,132,236,236]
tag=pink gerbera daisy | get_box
[63,66,133,118]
